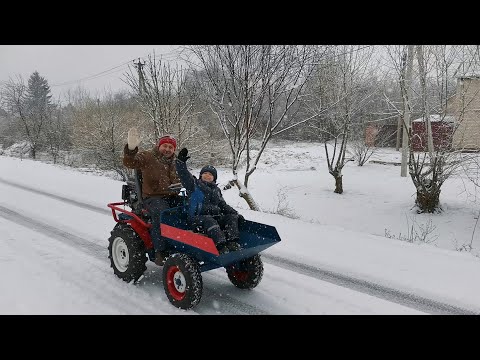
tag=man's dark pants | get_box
[143,196,181,251]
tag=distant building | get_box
[411,114,454,152]
[365,124,397,147]
[366,75,480,151]
[446,75,480,150]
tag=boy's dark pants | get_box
[193,213,240,245]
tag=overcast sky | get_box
[0,45,180,101]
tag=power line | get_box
[50,60,132,87]
[49,47,184,88]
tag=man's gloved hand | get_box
[127,127,141,150]
[177,147,190,162]
[238,214,245,223]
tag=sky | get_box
[0,45,180,101]
[1,141,480,315]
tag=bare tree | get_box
[1,73,52,159]
[411,45,480,213]
[0,105,23,148]
[184,45,316,210]
[307,45,375,193]
[348,72,391,166]
[351,124,394,166]
[123,52,206,151]
[70,90,143,181]
[384,45,477,213]
[42,98,72,164]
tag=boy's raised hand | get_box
[177,147,190,162]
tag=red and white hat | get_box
[157,135,177,150]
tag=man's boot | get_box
[217,242,230,255]
[227,241,242,251]
[154,250,167,266]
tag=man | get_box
[123,127,181,266]
[175,147,244,254]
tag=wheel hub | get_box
[112,237,129,272]
[167,266,187,300]
[173,271,186,293]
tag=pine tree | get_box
[26,71,52,120]
[24,71,53,158]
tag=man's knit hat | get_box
[158,135,177,150]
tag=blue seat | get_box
[159,186,204,231]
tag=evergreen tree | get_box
[26,71,52,119]
[24,71,53,158]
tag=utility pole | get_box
[396,115,402,151]
[133,58,145,96]
[401,45,415,177]
[416,45,434,158]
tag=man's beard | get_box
[160,151,173,160]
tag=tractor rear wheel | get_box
[108,223,147,283]
[226,254,264,289]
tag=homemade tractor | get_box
[107,170,281,310]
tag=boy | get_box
[175,147,243,254]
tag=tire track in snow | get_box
[0,204,269,314]
[0,204,105,257]
[0,179,273,313]
[262,253,478,315]
[0,177,109,215]
[0,205,172,314]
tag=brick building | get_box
[411,115,454,152]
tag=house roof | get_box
[412,114,456,123]
[458,73,480,80]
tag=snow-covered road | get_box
[0,179,427,315]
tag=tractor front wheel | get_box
[162,253,203,310]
